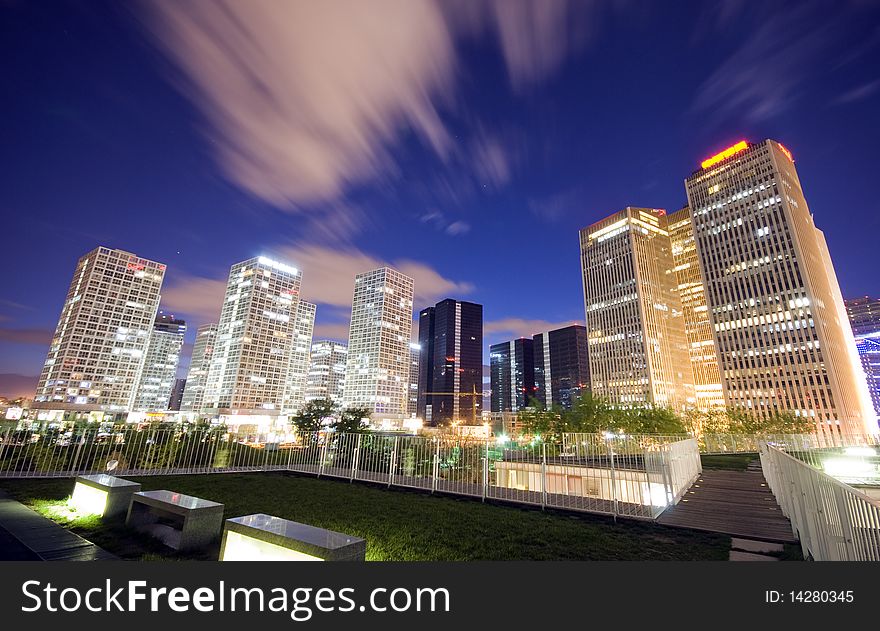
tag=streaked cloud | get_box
[0,327,54,346]
[141,0,593,225]
[832,79,880,106]
[160,274,227,324]
[484,317,583,339]
[312,322,352,343]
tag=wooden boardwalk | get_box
[657,463,798,543]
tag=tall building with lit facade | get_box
[417,299,483,424]
[33,247,166,419]
[132,312,186,412]
[533,324,590,410]
[846,296,880,430]
[668,206,725,410]
[281,300,316,415]
[408,343,420,417]
[180,323,217,412]
[305,340,347,405]
[579,208,695,411]
[202,256,303,421]
[686,139,873,437]
[342,267,414,419]
[490,338,536,413]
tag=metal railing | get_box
[759,442,880,561]
[699,433,880,455]
[0,427,700,521]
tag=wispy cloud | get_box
[831,79,880,106]
[160,243,475,328]
[528,189,581,222]
[312,322,351,343]
[0,327,54,346]
[692,3,877,122]
[484,317,582,339]
[140,0,596,233]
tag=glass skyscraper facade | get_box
[34,247,166,418]
[416,299,483,424]
[533,324,589,410]
[846,296,880,431]
[132,312,186,412]
[490,338,536,413]
[686,139,873,437]
[180,323,217,412]
[305,340,347,405]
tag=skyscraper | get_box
[180,323,217,413]
[305,340,348,405]
[579,207,695,411]
[490,338,536,413]
[168,378,186,411]
[685,139,873,436]
[282,300,316,415]
[343,267,414,420]
[132,312,186,412]
[33,247,166,420]
[533,324,590,410]
[846,297,880,430]
[417,299,483,424]
[668,206,725,410]
[408,343,420,417]
[202,256,303,422]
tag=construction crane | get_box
[420,385,492,424]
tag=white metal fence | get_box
[759,443,880,561]
[0,427,700,520]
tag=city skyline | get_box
[3,2,880,400]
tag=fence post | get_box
[607,436,618,519]
[350,433,361,483]
[482,440,489,502]
[432,438,439,493]
[388,436,398,488]
[540,442,547,510]
[318,434,328,478]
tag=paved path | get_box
[657,462,798,544]
[0,491,117,560]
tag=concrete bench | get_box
[72,474,141,518]
[126,490,223,552]
[220,513,366,561]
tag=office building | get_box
[202,256,303,422]
[846,297,880,430]
[282,300,316,415]
[490,338,536,413]
[342,267,414,420]
[668,206,725,410]
[305,340,348,405]
[417,299,483,424]
[180,323,217,413]
[132,312,187,412]
[168,378,186,411]
[686,139,873,436]
[579,207,695,411]
[533,324,589,410]
[408,343,420,417]
[33,247,166,419]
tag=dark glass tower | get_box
[490,338,536,412]
[533,325,589,409]
[417,299,483,425]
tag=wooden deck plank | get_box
[658,468,798,543]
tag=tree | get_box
[332,407,371,434]
[291,399,336,434]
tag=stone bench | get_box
[220,513,366,561]
[72,474,141,518]
[126,490,224,552]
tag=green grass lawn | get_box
[0,472,732,561]
[700,453,758,471]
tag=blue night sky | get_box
[1,1,879,397]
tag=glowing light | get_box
[700,140,749,169]
[496,434,508,444]
[844,447,876,457]
[70,483,108,516]
[221,531,323,561]
[823,458,876,478]
[777,143,794,162]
